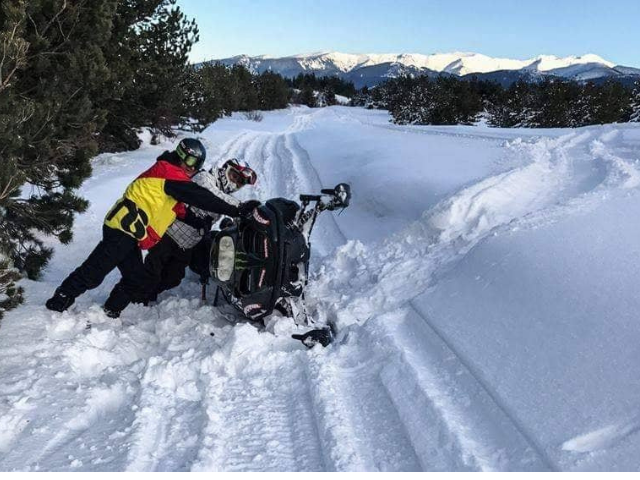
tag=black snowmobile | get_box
[209,183,351,347]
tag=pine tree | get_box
[510,80,542,127]
[230,64,259,111]
[591,80,632,124]
[387,74,419,123]
[296,85,317,108]
[529,80,574,127]
[255,71,290,110]
[97,0,199,150]
[628,80,639,122]
[0,0,117,317]
[351,86,371,107]
[188,63,229,125]
[318,87,337,107]
[570,82,598,127]
[0,1,25,316]
[0,254,23,320]
[386,75,483,126]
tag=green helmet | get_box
[175,138,206,170]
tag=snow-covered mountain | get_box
[212,51,640,88]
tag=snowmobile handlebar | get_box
[299,183,351,211]
[299,194,323,202]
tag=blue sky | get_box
[176,0,640,67]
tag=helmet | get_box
[175,138,206,171]
[216,158,257,193]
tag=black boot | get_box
[45,288,75,313]
[103,283,130,318]
[102,306,121,319]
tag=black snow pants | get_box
[189,234,213,281]
[143,235,193,301]
[59,225,149,313]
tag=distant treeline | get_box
[191,67,358,117]
[355,75,640,128]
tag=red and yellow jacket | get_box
[105,152,239,249]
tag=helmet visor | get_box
[183,154,203,168]
[226,163,257,187]
[176,143,205,170]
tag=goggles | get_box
[226,162,257,187]
[176,143,204,170]
[183,155,202,168]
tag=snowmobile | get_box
[209,183,351,348]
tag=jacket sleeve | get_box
[181,207,207,229]
[164,180,240,218]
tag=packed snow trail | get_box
[1,107,640,471]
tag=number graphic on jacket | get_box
[106,199,149,239]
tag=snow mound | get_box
[2,108,640,471]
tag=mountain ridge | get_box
[210,51,640,88]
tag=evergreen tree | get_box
[193,63,291,120]
[370,81,393,109]
[351,86,371,107]
[486,86,512,127]
[591,79,633,124]
[288,73,356,100]
[385,74,418,122]
[385,74,637,129]
[387,75,483,126]
[97,0,199,150]
[0,0,117,316]
[318,87,337,107]
[529,80,575,127]
[190,62,233,124]
[255,71,290,110]
[0,1,28,317]
[0,254,23,320]
[631,81,640,122]
[570,82,598,126]
[295,85,317,108]
[230,64,259,111]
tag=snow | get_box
[530,53,615,72]
[1,106,640,471]
[218,51,618,78]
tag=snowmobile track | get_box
[406,301,557,471]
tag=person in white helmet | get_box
[142,158,258,303]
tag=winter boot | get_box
[45,288,75,313]
[102,306,121,319]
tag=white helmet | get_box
[215,158,257,194]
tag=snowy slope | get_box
[218,51,616,76]
[214,51,629,86]
[1,108,640,471]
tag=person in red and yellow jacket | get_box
[46,138,260,318]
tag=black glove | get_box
[182,207,207,229]
[219,217,234,230]
[238,200,261,217]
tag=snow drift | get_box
[1,107,640,471]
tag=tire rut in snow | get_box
[191,329,326,471]
[124,353,209,472]
[303,341,423,471]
